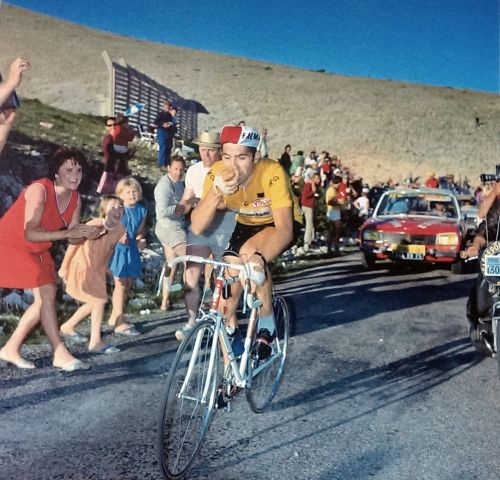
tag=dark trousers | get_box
[157,131,173,167]
[466,273,492,327]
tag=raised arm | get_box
[0,57,29,106]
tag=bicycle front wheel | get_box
[246,294,291,413]
[157,319,220,479]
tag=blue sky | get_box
[4,0,499,93]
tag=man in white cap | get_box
[174,131,236,340]
[191,125,303,358]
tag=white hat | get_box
[333,168,342,176]
[362,187,370,193]
[193,130,220,148]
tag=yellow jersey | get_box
[203,159,303,226]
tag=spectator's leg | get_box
[88,299,108,351]
[184,244,211,326]
[303,206,313,248]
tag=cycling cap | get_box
[220,125,260,148]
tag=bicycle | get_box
[156,254,291,479]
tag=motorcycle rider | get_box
[466,186,500,350]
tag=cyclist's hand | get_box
[214,166,239,195]
[241,260,266,289]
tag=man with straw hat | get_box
[174,131,236,340]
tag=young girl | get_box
[107,177,147,335]
[59,195,126,354]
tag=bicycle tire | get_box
[157,319,220,479]
[246,294,290,413]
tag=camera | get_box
[0,73,21,112]
[480,164,500,183]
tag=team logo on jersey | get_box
[252,198,271,208]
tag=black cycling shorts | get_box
[225,221,302,257]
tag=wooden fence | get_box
[102,51,205,141]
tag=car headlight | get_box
[363,229,381,241]
[436,233,459,245]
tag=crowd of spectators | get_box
[0,55,489,370]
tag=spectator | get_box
[257,128,269,158]
[112,114,136,174]
[301,171,321,250]
[289,150,304,177]
[325,176,342,256]
[97,114,135,194]
[176,130,236,340]
[59,195,126,354]
[279,144,292,173]
[354,187,370,223]
[440,174,458,193]
[154,155,187,310]
[425,171,439,188]
[107,177,147,336]
[96,117,117,194]
[154,100,174,168]
[304,150,317,167]
[0,148,101,371]
[0,57,30,156]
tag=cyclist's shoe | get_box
[228,327,244,358]
[255,329,275,360]
[215,386,228,410]
[175,323,194,341]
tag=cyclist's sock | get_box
[258,314,275,336]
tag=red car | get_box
[359,188,466,273]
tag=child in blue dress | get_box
[108,177,147,335]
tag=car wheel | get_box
[361,252,376,270]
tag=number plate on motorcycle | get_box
[395,244,425,260]
[484,255,500,279]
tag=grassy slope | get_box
[1,4,499,184]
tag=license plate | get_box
[395,244,425,260]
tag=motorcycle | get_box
[465,241,500,374]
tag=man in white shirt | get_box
[175,131,236,340]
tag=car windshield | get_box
[376,192,458,218]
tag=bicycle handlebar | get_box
[167,255,245,272]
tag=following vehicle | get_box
[359,188,466,273]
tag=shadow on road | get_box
[194,337,484,478]
[275,253,475,336]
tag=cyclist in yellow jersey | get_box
[191,125,302,358]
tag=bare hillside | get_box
[1,4,499,183]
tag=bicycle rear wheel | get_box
[246,294,290,413]
[157,319,220,479]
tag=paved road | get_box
[1,253,499,480]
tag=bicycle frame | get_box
[168,255,278,397]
